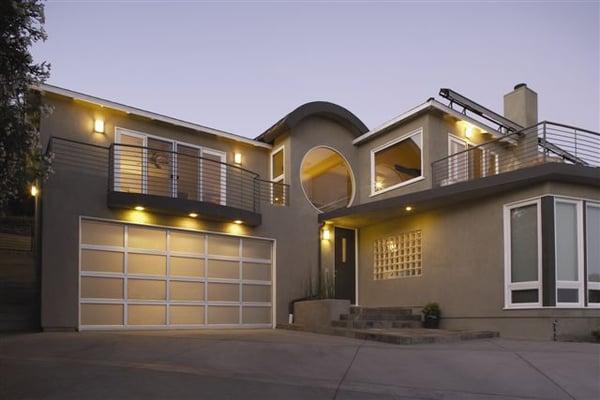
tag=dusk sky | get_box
[33,1,599,137]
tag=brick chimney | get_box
[503,83,538,128]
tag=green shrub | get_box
[422,302,441,319]
[592,329,600,342]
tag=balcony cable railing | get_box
[431,121,599,187]
[46,137,289,213]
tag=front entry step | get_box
[330,327,499,345]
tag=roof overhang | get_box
[319,163,600,228]
[33,84,272,149]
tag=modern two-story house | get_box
[33,83,599,340]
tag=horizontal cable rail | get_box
[46,137,289,212]
[431,121,599,187]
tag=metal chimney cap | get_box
[514,83,528,90]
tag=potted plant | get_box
[422,302,441,329]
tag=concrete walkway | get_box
[0,329,598,399]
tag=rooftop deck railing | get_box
[431,121,600,187]
[47,137,289,213]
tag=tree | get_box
[0,0,50,214]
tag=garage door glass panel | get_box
[242,262,271,281]
[208,306,239,324]
[81,220,124,247]
[128,253,166,276]
[242,285,271,303]
[170,306,204,325]
[242,307,271,324]
[128,305,166,325]
[128,227,166,251]
[208,236,239,257]
[170,257,204,277]
[81,277,123,299]
[128,279,166,300]
[81,304,123,326]
[207,259,239,279]
[170,231,205,254]
[242,239,272,260]
[208,283,239,301]
[169,281,204,301]
[81,250,123,273]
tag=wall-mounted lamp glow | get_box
[188,213,198,218]
[93,118,105,134]
[233,220,243,224]
[464,126,474,139]
[375,180,384,190]
[134,206,145,211]
[30,185,38,197]
[321,227,331,241]
[405,206,413,212]
[234,153,242,165]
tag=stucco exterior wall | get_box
[357,182,600,339]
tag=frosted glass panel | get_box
[242,262,271,281]
[242,239,272,260]
[207,236,239,257]
[81,250,123,273]
[170,305,204,325]
[207,259,239,279]
[81,220,123,247]
[510,205,538,282]
[207,306,239,324]
[170,257,204,277]
[81,304,123,325]
[128,227,166,251]
[242,307,271,324]
[81,277,123,299]
[127,279,166,300]
[128,254,166,275]
[587,205,600,282]
[169,281,204,301]
[242,285,271,302]
[170,231,204,254]
[128,305,166,325]
[555,202,578,281]
[207,283,239,301]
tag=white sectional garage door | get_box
[78,219,273,330]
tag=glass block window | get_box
[373,230,422,280]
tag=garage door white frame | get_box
[78,216,276,331]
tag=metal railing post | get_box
[542,121,547,163]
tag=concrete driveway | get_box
[0,330,598,400]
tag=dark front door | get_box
[334,227,355,303]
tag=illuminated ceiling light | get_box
[134,206,145,211]
[30,185,38,197]
[93,118,105,134]
[322,228,331,241]
[405,206,413,211]
[464,126,474,139]
[234,152,242,165]
[188,213,198,218]
[233,220,243,224]
[375,180,384,190]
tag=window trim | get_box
[370,128,424,197]
[447,134,469,183]
[585,202,600,308]
[270,145,285,183]
[503,198,543,309]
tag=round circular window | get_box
[300,147,355,213]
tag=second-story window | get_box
[270,146,285,205]
[371,128,423,195]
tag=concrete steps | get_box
[330,327,499,345]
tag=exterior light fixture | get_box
[93,118,105,134]
[188,212,198,218]
[234,153,242,165]
[405,206,413,211]
[322,227,331,241]
[30,185,38,197]
[375,180,384,190]
[233,220,243,224]
[134,206,145,211]
[465,126,474,139]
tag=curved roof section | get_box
[255,101,368,144]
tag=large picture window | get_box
[586,203,600,306]
[554,199,584,306]
[371,129,423,195]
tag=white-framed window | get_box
[270,145,285,205]
[504,199,542,308]
[371,128,423,196]
[554,198,584,307]
[448,135,469,183]
[586,202,600,307]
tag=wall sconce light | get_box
[30,185,38,197]
[233,220,243,225]
[134,205,145,211]
[234,152,242,165]
[405,206,413,212]
[321,227,331,241]
[375,180,384,190]
[188,213,198,218]
[94,118,105,134]
[464,126,474,139]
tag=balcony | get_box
[432,121,600,187]
[47,138,289,226]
